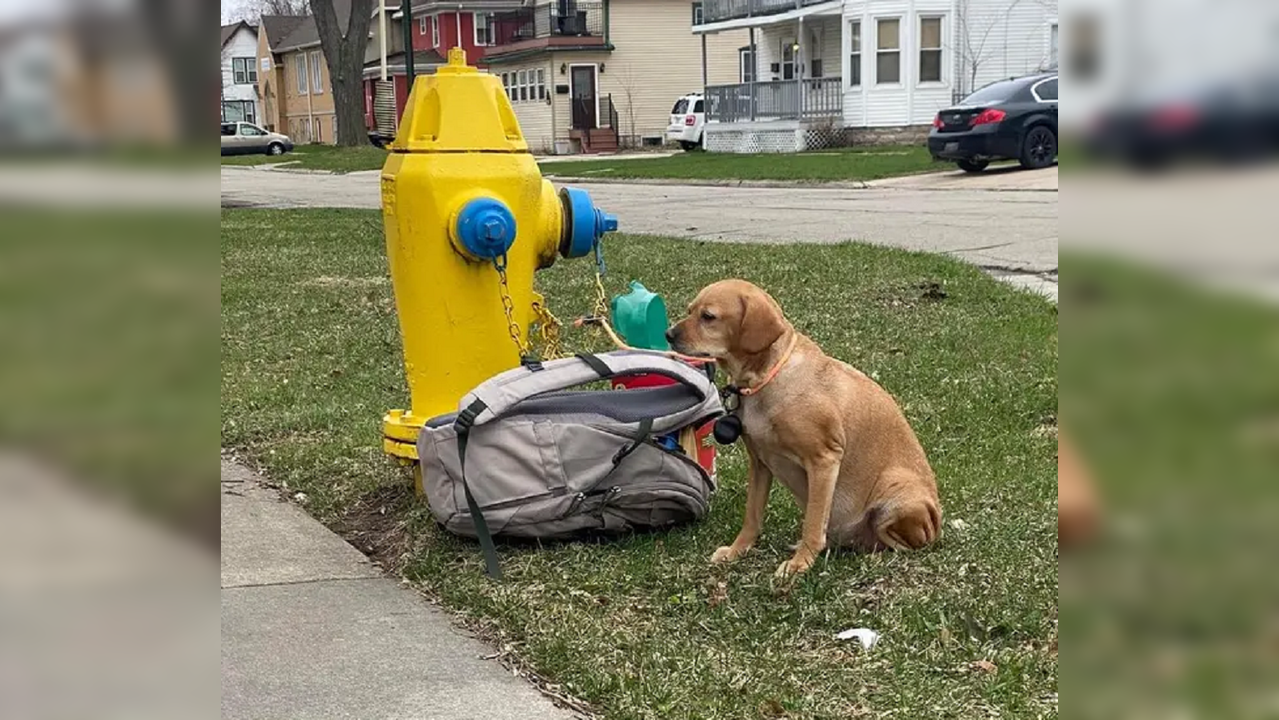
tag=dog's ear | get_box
[737,290,786,355]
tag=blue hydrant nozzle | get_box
[455,197,517,260]
[559,186,619,258]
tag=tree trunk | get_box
[311,0,375,146]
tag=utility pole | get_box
[401,0,415,88]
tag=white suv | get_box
[667,93,705,151]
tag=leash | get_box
[574,315,715,367]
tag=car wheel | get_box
[679,141,696,152]
[957,159,989,173]
[1019,126,1057,169]
[267,142,286,156]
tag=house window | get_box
[419,15,428,35]
[518,69,528,101]
[848,21,861,87]
[313,117,323,143]
[295,53,308,95]
[536,67,546,100]
[232,57,257,84]
[919,17,942,83]
[221,100,255,123]
[1049,22,1058,66]
[474,13,494,46]
[502,72,511,100]
[310,51,324,94]
[692,2,703,26]
[1071,14,1100,80]
[781,39,796,80]
[739,46,755,83]
[876,18,900,84]
[432,16,440,48]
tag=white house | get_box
[692,0,1058,152]
[220,20,262,125]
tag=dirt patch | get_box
[330,482,417,571]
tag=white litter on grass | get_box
[949,518,970,531]
[835,628,880,649]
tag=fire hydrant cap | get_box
[559,187,618,258]
[456,197,517,260]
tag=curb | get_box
[540,175,872,190]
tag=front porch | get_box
[694,5,845,152]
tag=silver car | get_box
[220,122,294,156]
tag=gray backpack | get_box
[418,351,724,578]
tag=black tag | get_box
[713,414,743,445]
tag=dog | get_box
[666,279,942,578]
[1057,432,1099,548]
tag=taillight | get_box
[1148,105,1199,132]
[932,114,943,129]
[685,115,696,126]
[971,108,1007,126]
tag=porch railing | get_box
[701,0,834,25]
[493,1,605,43]
[705,78,843,123]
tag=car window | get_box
[221,123,236,136]
[1034,78,1058,102]
[693,99,704,114]
[239,124,266,136]
[672,98,688,114]
[960,79,1023,106]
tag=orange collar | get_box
[738,333,798,397]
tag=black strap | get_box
[575,353,612,378]
[452,399,501,580]
[521,356,544,372]
[611,417,653,466]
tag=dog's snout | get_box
[665,326,680,344]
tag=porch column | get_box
[701,33,708,89]
[749,26,756,122]
[796,16,804,121]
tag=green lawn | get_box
[221,144,389,173]
[539,146,948,182]
[221,208,1058,719]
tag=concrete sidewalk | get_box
[221,461,578,720]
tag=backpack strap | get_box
[453,398,502,580]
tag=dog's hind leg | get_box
[829,469,942,552]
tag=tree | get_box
[227,0,311,22]
[310,0,375,146]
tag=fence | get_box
[701,0,833,24]
[704,78,842,122]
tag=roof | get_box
[363,48,446,69]
[260,14,308,50]
[268,0,353,53]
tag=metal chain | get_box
[495,259,531,358]
[530,299,564,359]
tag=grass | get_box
[221,144,389,173]
[539,146,948,182]
[221,208,1058,719]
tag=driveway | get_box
[221,165,1058,298]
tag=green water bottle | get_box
[610,281,670,351]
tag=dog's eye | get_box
[700,310,716,322]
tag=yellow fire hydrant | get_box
[380,47,618,464]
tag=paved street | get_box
[220,165,1059,297]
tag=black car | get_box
[928,72,1058,172]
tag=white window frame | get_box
[874,17,902,86]
[780,38,796,80]
[847,20,861,88]
[917,15,944,85]
[519,69,528,101]
[232,57,257,84]
[419,14,428,35]
[432,16,440,47]
[1048,20,1059,67]
[1030,76,1058,104]
[536,67,546,100]
[295,53,308,95]
[474,12,494,46]
[738,46,755,83]
[310,50,324,94]
[692,2,704,26]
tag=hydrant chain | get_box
[495,261,530,358]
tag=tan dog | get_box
[666,279,942,578]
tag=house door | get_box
[570,65,597,130]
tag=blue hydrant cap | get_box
[559,187,618,258]
[456,197,517,260]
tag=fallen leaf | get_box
[708,580,728,608]
[759,698,786,718]
[834,627,880,649]
[971,659,998,674]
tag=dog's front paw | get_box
[711,545,745,564]
[774,554,814,579]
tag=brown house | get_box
[257,6,349,144]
